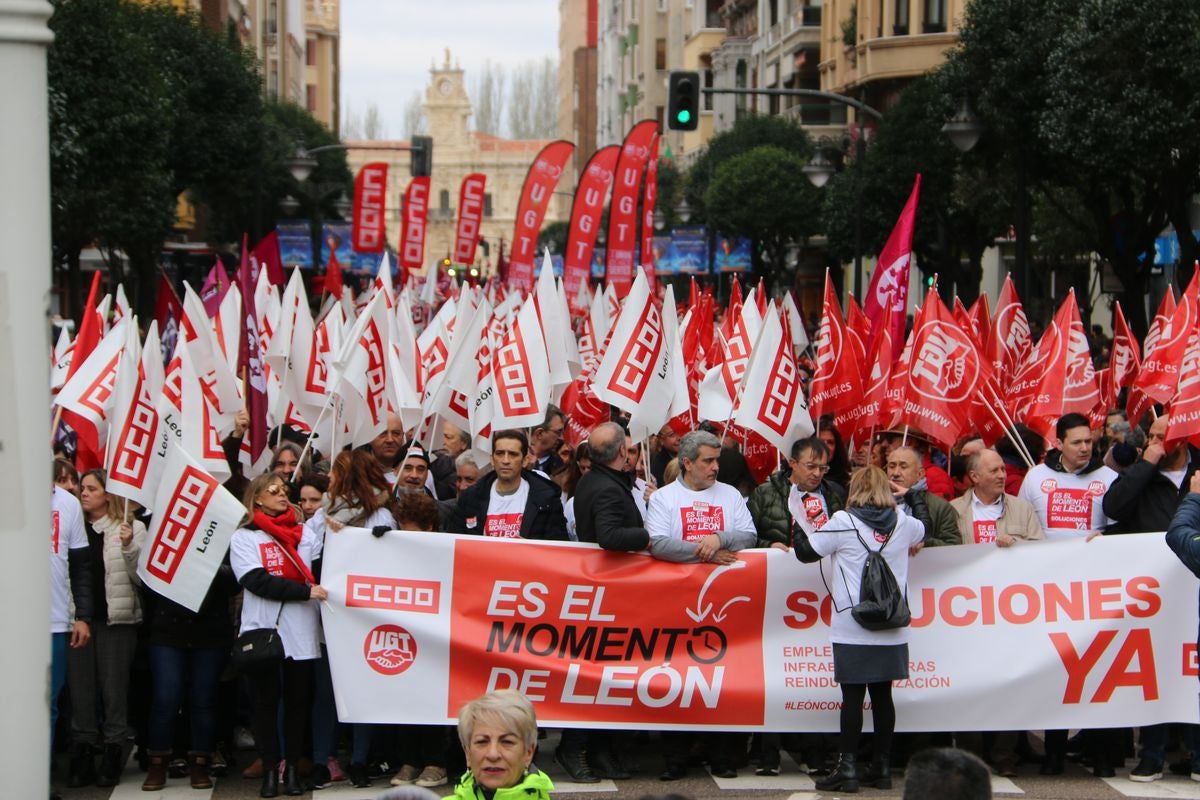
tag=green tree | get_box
[821,75,1008,307]
[704,146,822,289]
[685,114,814,224]
[941,0,1200,336]
[48,0,350,320]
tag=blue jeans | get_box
[1139,723,1200,766]
[146,644,226,753]
[50,633,67,743]
[311,647,338,763]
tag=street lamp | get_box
[278,194,301,217]
[942,97,984,154]
[675,197,692,224]
[333,191,352,219]
[802,151,835,188]
[286,144,319,183]
[940,97,1030,305]
[654,209,666,231]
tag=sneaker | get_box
[1129,757,1163,782]
[234,726,256,750]
[390,764,419,786]
[326,757,347,783]
[309,763,332,790]
[755,765,780,776]
[368,760,393,779]
[414,766,448,788]
[210,750,228,778]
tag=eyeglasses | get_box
[260,484,287,497]
[800,463,830,473]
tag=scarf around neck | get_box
[252,507,314,584]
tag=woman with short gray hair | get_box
[453,690,553,799]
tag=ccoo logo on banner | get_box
[319,530,1200,731]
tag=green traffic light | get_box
[677,110,691,124]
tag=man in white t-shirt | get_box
[1019,412,1117,540]
[448,429,568,540]
[645,430,756,563]
[51,483,93,797]
[644,429,757,780]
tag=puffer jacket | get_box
[90,515,146,625]
[453,765,553,800]
[748,470,846,548]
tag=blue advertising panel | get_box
[535,254,565,278]
[715,234,753,273]
[276,222,312,269]
[666,225,709,274]
[320,222,353,269]
[591,247,606,280]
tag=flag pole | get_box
[719,315,771,448]
[292,400,332,484]
[981,398,1035,470]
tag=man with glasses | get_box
[528,404,567,476]
[749,436,846,550]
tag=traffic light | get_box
[667,71,700,131]
[411,135,433,177]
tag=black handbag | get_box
[231,604,285,673]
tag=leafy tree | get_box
[49,0,349,319]
[684,114,814,224]
[821,75,1007,307]
[704,146,822,290]
[941,0,1200,336]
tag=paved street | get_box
[55,731,1200,800]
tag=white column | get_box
[0,1,54,796]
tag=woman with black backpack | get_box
[794,465,925,793]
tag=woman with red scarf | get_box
[230,473,328,797]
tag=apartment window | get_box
[702,68,714,111]
[655,38,666,70]
[655,105,664,128]
[306,84,317,111]
[923,0,945,32]
[483,193,493,217]
[439,190,451,215]
[768,0,778,26]
[894,0,909,35]
[306,38,317,66]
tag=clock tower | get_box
[424,49,472,151]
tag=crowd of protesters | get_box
[47,389,1200,798]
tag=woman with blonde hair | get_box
[453,690,553,799]
[793,465,925,793]
[230,472,327,797]
[65,468,146,789]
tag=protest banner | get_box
[320,530,1199,731]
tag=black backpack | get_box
[847,526,911,631]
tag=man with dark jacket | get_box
[1101,414,1199,782]
[447,429,567,540]
[555,421,646,783]
[574,421,650,551]
[749,436,846,549]
[885,446,954,547]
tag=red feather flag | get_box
[809,272,862,422]
[898,289,981,448]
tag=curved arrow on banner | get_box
[685,560,749,623]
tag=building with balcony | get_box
[559,0,599,181]
[345,52,566,276]
[247,0,306,106]
[597,0,686,149]
[819,0,965,114]
[304,0,340,136]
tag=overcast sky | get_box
[340,0,560,139]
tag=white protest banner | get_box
[321,531,1199,730]
[137,444,246,612]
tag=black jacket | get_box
[430,453,458,499]
[448,470,568,541]
[573,463,650,551]
[1102,454,1199,534]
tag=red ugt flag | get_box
[863,174,921,357]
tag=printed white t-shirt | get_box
[230,525,322,660]
[51,486,88,633]
[645,478,756,543]
[1019,463,1117,540]
[788,484,831,535]
[485,480,529,539]
[970,493,1003,544]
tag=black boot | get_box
[555,747,600,783]
[67,743,96,788]
[815,753,859,793]
[95,742,123,787]
[260,766,280,798]
[282,762,304,796]
[863,752,892,789]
